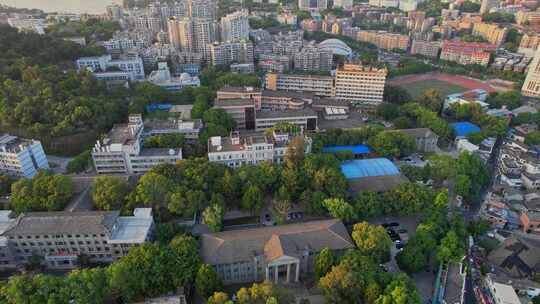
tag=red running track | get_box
[388,72,497,93]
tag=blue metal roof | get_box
[451,122,481,137]
[340,158,400,179]
[322,145,370,154]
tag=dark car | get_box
[396,243,404,250]
[398,229,407,234]
[389,222,399,227]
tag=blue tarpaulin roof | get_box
[322,145,370,154]
[145,103,173,112]
[340,158,400,179]
[451,122,481,137]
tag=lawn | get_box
[398,79,466,100]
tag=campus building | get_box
[200,219,354,284]
[265,73,335,97]
[0,134,49,178]
[76,54,145,81]
[92,114,183,175]
[0,208,154,269]
[207,131,312,168]
[334,64,387,107]
[398,128,439,152]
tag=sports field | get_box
[401,79,466,100]
[388,72,498,100]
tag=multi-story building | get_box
[410,39,441,57]
[261,91,311,111]
[231,63,255,74]
[480,0,498,14]
[334,63,387,107]
[519,33,540,54]
[0,134,49,178]
[188,0,217,19]
[217,86,263,106]
[357,30,410,50]
[472,23,508,46]
[208,40,254,66]
[220,10,250,42]
[200,219,354,284]
[0,208,154,269]
[522,47,540,97]
[333,0,353,10]
[214,99,257,129]
[92,114,183,175]
[255,109,318,131]
[265,73,335,97]
[148,62,200,92]
[440,41,496,67]
[76,54,145,81]
[168,17,194,51]
[516,11,540,29]
[192,18,219,56]
[207,131,312,168]
[398,128,439,152]
[293,43,333,72]
[298,0,328,11]
[258,55,291,73]
[106,4,124,21]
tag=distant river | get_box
[0,0,123,14]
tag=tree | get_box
[377,103,400,120]
[9,171,73,214]
[460,0,480,12]
[203,204,224,232]
[525,131,540,145]
[322,198,355,222]
[319,264,358,303]
[455,174,472,198]
[196,264,223,299]
[418,89,443,112]
[208,292,231,304]
[375,274,421,304]
[315,247,336,278]
[368,131,415,159]
[352,222,393,263]
[65,267,110,304]
[132,172,172,213]
[91,176,129,211]
[66,150,92,173]
[0,174,12,196]
[437,230,465,262]
[383,85,412,105]
[241,184,264,212]
[284,136,306,169]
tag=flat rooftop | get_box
[256,108,317,119]
[214,99,255,107]
[109,216,153,244]
[0,134,37,154]
[340,158,400,179]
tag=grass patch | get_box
[398,79,466,100]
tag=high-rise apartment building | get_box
[522,47,540,98]
[293,44,333,72]
[188,0,217,19]
[168,17,218,56]
[168,17,194,51]
[208,40,254,66]
[334,64,387,107]
[220,10,250,42]
[106,4,123,21]
[298,0,328,11]
[0,134,49,178]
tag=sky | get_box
[0,0,122,14]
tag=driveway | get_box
[47,155,73,174]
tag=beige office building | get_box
[334,64,387,107]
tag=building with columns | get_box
[200,219,354,284]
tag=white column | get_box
[295,261,300,282]
[274,265,279,284]
[265,266,269,281]
[286,263,291,283]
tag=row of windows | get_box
[10,233,106,240]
